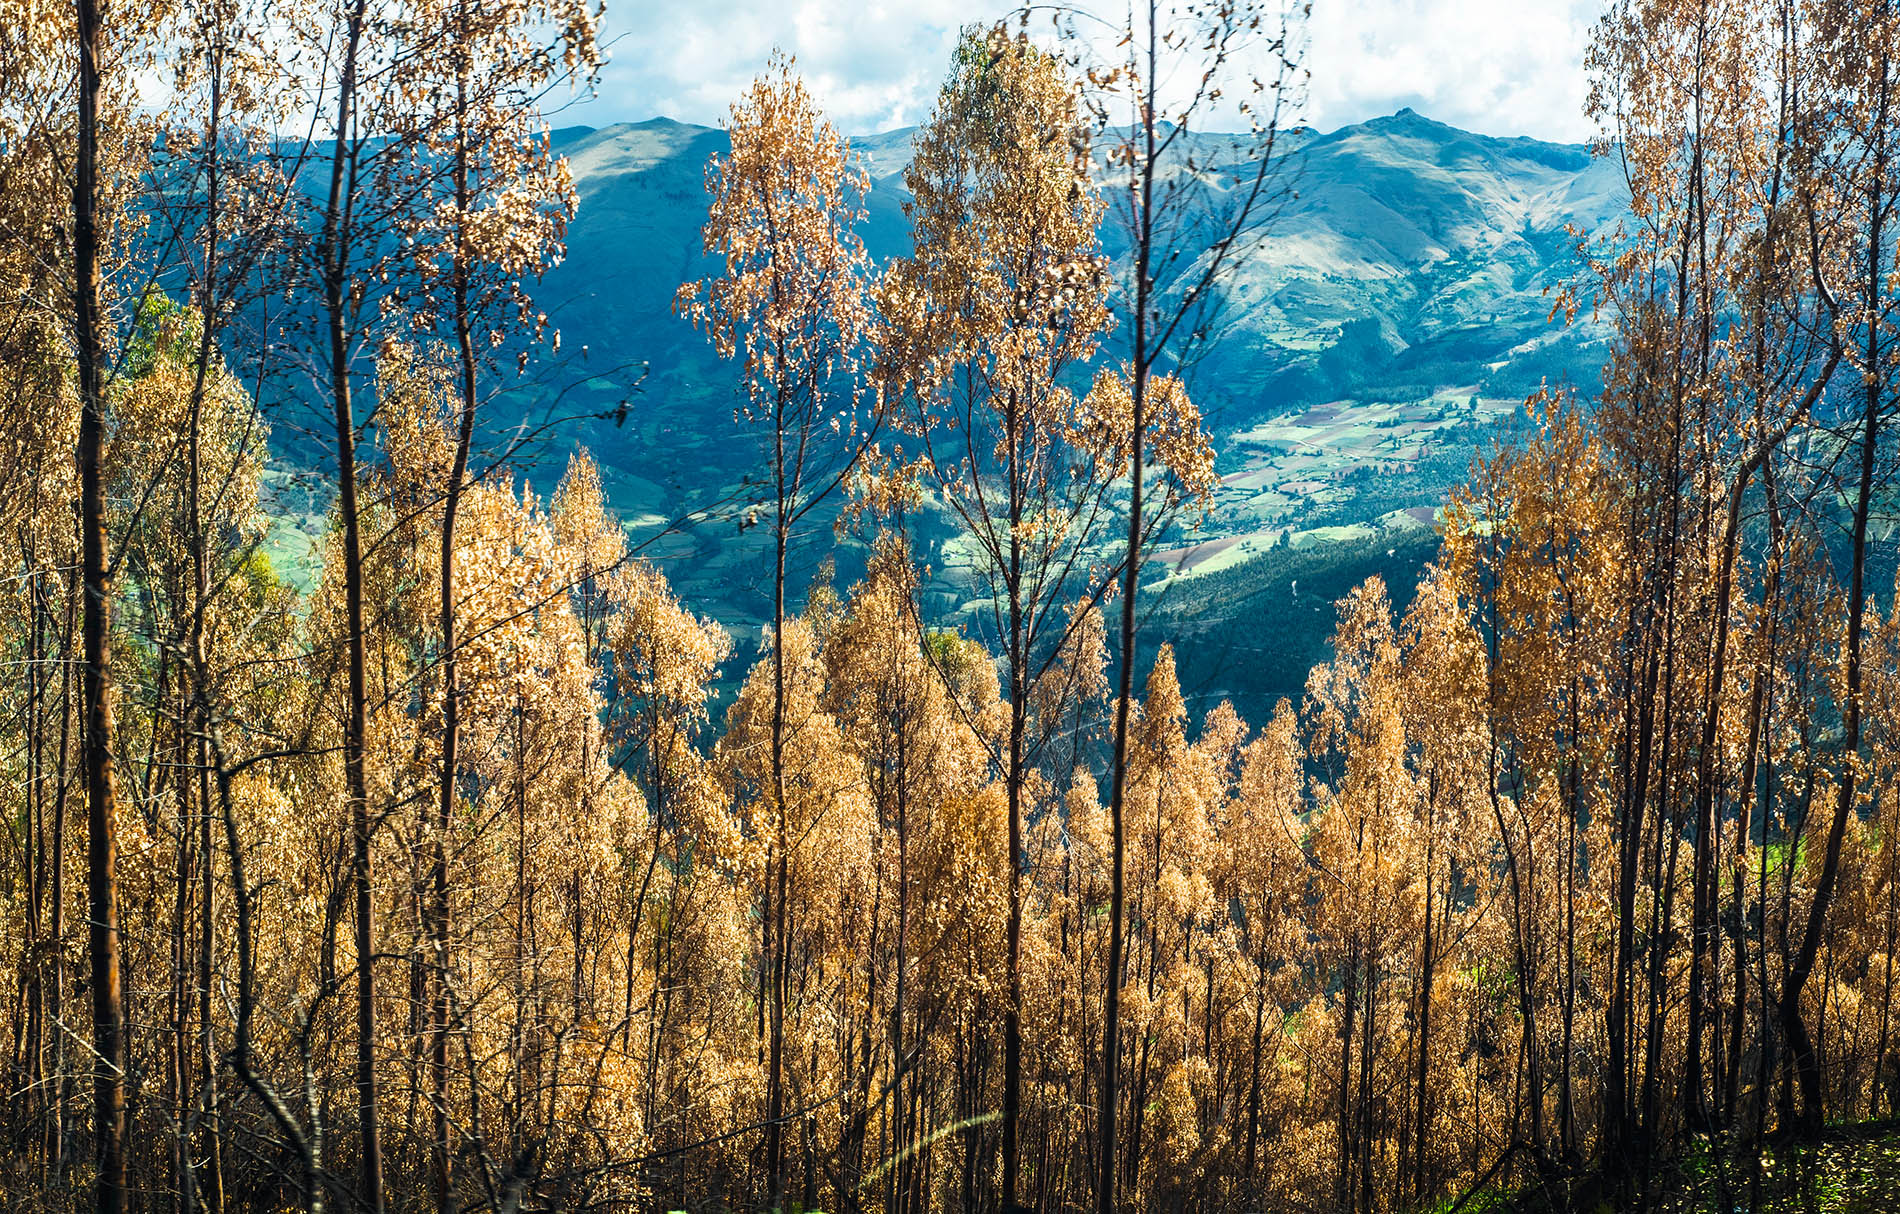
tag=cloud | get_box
[1301,0,1601,143]
[570,0,1603,144]
[576,0,995,133]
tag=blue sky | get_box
[566,0,1603,143]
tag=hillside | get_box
[500,109,1626,709]
[541,108,1623,416]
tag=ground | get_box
[1457,1121,1900,1213]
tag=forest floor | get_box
[1656,1122,1900,1212]
[1458,1119,1900,1213]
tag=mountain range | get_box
[539,105,1623,417]
[406,108,1630,712]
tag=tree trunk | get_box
[765,465,790,1209]
[1098,26,1157,1206]
[319,2,383,1200]
[1782,88,1887,1135]
[73,0,126,1205]
[433,42,478,1209]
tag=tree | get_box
[401,7,599,1203]
[1774,0,1900,1138]
[677,56,881,1203]
[1043,4,1307,1203]
[880,30,1126,1205]
[71,0,128,1202]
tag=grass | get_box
[1458,1121,1900,1213]
[1654,1122,1900,1214]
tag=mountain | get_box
[1211,108,1625,401]
[482,110,1627,712]
[540,108,1621,419]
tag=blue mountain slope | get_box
[538,108,1620,435]
[478,110,1626,685]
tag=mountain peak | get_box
[1369,106,1447,134]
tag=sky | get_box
[568,0,1605,144]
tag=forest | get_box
[6,0,1900,1210]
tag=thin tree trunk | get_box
[73,0,126,1204]
[433,38,478,1208]
[1412,829,1437,1203]
[765,454,790,1207]
[1336,937,1359,1212]
[1783,85,1887,1134]
[1003,407,1026,1211]
[1098,17,1157,1205]
[49,575,76,1181]
[319,1,383,1199]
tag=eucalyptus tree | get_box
[677,57,882,1205]
[1039,1,1306,1204]
[880,31,1128,1204]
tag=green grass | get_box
[1653,1124,1900,1213]
[1453,1121,1900,1213]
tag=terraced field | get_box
[1150,391,1528,587]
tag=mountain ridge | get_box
[473,107,1625,712]
[536,106,1620,418]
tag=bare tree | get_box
[1040,2,1307,1206]
[72,0,126,1206]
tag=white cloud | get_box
[576,0,991,133]
[570,0,1603,144]
[1301,0,1600,143]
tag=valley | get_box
[492,106,1621,710]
